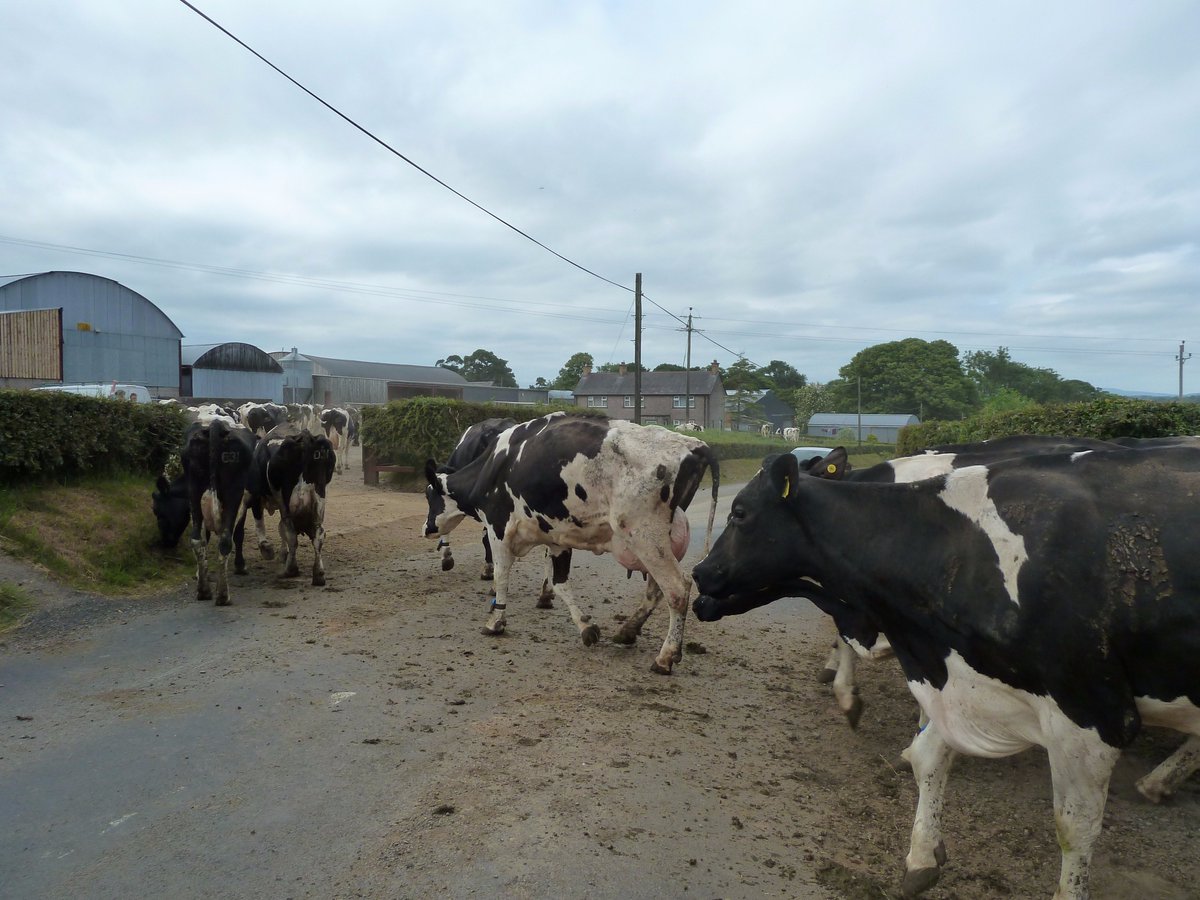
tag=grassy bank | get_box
[0,473,194,595]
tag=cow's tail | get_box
[208,418,227,494]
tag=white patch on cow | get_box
[846,634,893,661]
[289,477,319,518]
[1070,450,1095,462]
[938,466,1027,606]
[907,650,1081,758]
[1136,694,1200,731]
[200,489,221,532]
[887,453,957,481]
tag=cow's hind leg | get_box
[641,553,691,675]
[479,530,493,580]
[250,498,274,560]
[902,724,956,897]
[191,529,211,603]
[830,639,863,727]
[543,550,597,646]
[1137,733,1200,803]
[233,508,249,575]
[536,548,563,609]
[280,514,300,578]
[612,577,663,645]
[817,639,839,683]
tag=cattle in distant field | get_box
[676,421,702,432]
[286,403,319,434]
[320,407,350,474]
[424,413,719,672]
[240,402,288,437]
[694,445,1200,898]
[188,403,238,426]
[760,423,771,437]
[347,406,361,446]
[251,423,336,586]
[179,419,272,605]
[782,426,800,442]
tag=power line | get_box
[176,0,633,295]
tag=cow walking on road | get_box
[424,413,719,673]
[694,446,1200,899]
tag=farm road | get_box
[1,448,1197,899]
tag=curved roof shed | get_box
[182,342,283,403]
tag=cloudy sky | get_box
[2,1,1198,394]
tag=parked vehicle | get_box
[31,382,152,403]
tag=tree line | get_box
[434,339,1106,423]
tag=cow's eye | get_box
[730,506,747,523]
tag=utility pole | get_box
[1177,340,1191,399]
[684,308,693,425]
[856,375,862,446]
[633,273,643,424]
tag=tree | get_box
[599,361,647,374]
[829,339,976,420]
[757,360,806,391]
[782,382,831,434]
[551,352,594,390]
[723,358,770,392]
[530,376,550,389]
[964,347,1103,405]
[653,363,686,372]
[435,349,517,387]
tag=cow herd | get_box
[151,401,358,604]
[148,408,1199,899]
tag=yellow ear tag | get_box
[826,463,837,474]
[781,477,790,499]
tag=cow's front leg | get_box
[543,550,597,645]
[310,523,326,587]
[479,530,493,581]
[613,577,663,645]
[902,723,955,897]
[437,537,454,571]
[1045,725,1120,900]
[481,539,512,636]
[536,547,565,609]
[817,639,840,684]
[830,639,863,728]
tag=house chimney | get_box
[582,363,592,376]
[618,362,627,376]
[709,359,720,374]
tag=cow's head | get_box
[151,474,190,548]
[692,449,848,619]
[423,459,468,539]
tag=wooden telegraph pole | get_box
[634,273,643,424]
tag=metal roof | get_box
[575,371,721,395]
[808,413,921,426]
[0,270,184,339]
[182,342,283,372]
[276,352,469,385]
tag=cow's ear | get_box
[156,475,170,493]
[424,459,441,489]
[767,452,801,501]
[809,447,850,481]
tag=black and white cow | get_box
[347,406,361,447]
[151,472,191,549]
[434,417,517,577]
[693,447,1200,898]
[424,412,720,673]
[180,419,273,605]
[251,423,336,586]
[320,407,350,474]
[239,402,288,437]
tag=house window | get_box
[587,396,608,408]
[672,396,696,409]
[622,396,646,408]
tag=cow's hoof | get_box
[442,558,454,572]
[844,695,864,729]
[481,624,506,636]
[611,628,637,646]
[892,754,913,772]
[259,544,275,561]
[195,593,211,603]
[817,667,837,684]
[901,865,940,898]
[535,595,554,609]
[1136,778,1168,804]
[480,570,493,581]
[649,660,673,675]
[234,564,248,576]
[581,624,601,647]
[283,567,300,579]
[215,597,231,607]
[312,574,326,587]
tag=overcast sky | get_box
[2,1,1198,394]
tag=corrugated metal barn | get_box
[182,342,284,403]
[806,412,921,443]
[0,271,183,395]
[269,351,469,406]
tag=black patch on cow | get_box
[523,505,532,517]
[660,484,670,503]
[575,484,587,501]
[536,516,552,533]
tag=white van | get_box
[31,382,153,403]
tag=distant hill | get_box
[1103,388,1200,401]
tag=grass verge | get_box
[0,473,194,595]
[0,581,34,631]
